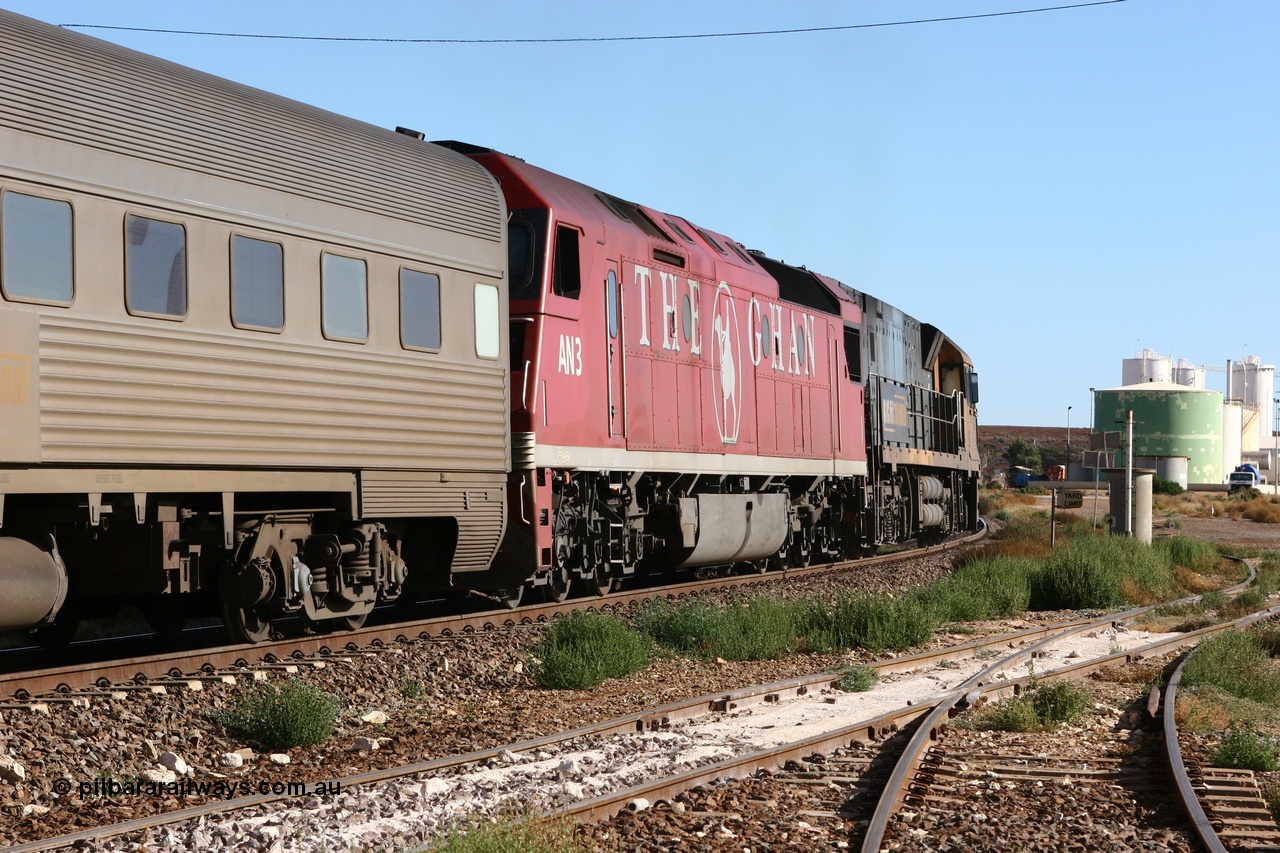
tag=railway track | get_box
[0,528,984,700]
[579,594,1280,852]
[0,607,1133,851]
[8,540,1275,851]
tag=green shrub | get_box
[1030,535,1174,610]
[1028,681,1091,725]
[915,556,1033,621]
[1152,476,1185,496]
[1156,536,1218,572]
[1223,589,1267,617]
[1031,541,1122,610]
[711,598,798,661]
[962,695,1042,732]
[1199,590,1228,611]
[1214,725,1279,772]
[528,611,650,690]
[842,593,933,651]
[636,597,797,661]
[993,509,1012,522]
[634,599,720,654]
[834,664,879,693]
[208,679,341,749]
[1182,629,1280,705]
[961,680,1091,732]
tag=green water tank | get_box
[1093,382,1224,485]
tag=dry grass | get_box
[1176,690,1246,732]
[1154,492,1207,515]
[1092,662,1161,685]
[1173,567,1224,594]
[1244,500,1280,524]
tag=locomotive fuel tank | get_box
[676,493,790,567]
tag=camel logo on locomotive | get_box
[630,263,820,447]
[711,282,743,445]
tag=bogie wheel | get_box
[333,610,369,631]
[543,566,572,603]
[222,599,272,644]
[583,567,616,597]
[477,585,524,610]
[143,595,187,640]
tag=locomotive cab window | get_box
[125,214,186,318]
[1,191,74,304]
[552,225,581,299]
[844,325,862,382]
[321,252,368,341]
[400,268,441,350]
[231,235,284,330]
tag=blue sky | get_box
[6,1,1277,428]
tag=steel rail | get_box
[10,577,1260,852]
[1162,607,1280,853]
[0,524,987,699]
[551,606,1232,839]
[861,598,1278,852]
[550,603,1279,847]
[6,610,1059,853]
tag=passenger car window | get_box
[321,252,367,341]
[2,191,74,304]
[125,214,186,317]
[400,268,441,350]
[474,283,500,358]
[231,235,284,330]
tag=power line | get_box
[61,1,1128,45]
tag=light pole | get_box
[1066,406,1072,475]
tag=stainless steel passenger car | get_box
[0,11,510,642]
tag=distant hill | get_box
[977,425,1073,481]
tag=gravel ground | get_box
[584,658,1197,853]
[3,512,1279,850]
[0,546,982,847]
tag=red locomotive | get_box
[441,144,981,604]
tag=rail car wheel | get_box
[583,567,616,597]
[543,566,572,603]
[496,585,524,609]
[222,601,272,644]
[143,596,186,640]
[334,611,368,631]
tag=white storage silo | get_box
[1122,349,1174,386]
[1173,359,1205,388]
[1223,399,1243,477]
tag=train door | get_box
[605,266,625,438]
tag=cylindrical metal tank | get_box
[1134,456,1189,489]
[1122,349,1173,386]
[0,536,69,630]
[1223,399,1243,477]
[1156,456,1188,489]
[1173,359,1204,389]
[1094,382,1223,485]
[1106,469,1153,544]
